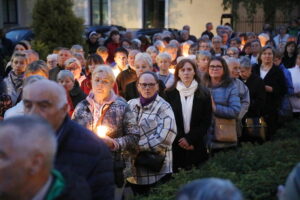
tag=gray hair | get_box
[92,65,116,83]
[239,56,252,68]
[196,50,212,60]
[25,60,49,77]
[131,39,142,49]
[0,115,57,170]
[176,178,243,200]
[135,52,153,67]
[212,35,222,42]
[70,44,84,53]
[57,70,75,82]
[47,54,58,61]
[146,46,158,54]
[227,47,239,55]
[156,52,172,63]
[64,57,81,68]
[153,40,165,49]
[279,162,300,200]
[225,57,240,66]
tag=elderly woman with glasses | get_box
[165,59,212,171]
[124,53,166,101]
[72,65,139,188]
[127,71,177,195]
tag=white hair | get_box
[135,52,153,67]
[47,54,58,61]
[225,57,240,67]
[57,70,75,82]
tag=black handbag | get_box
[243,117,267,140]
[135,151,165,172]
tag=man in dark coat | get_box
[22,79,115,200]
[49,49,72,81]
[0,115,92,200]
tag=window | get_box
[90,0,108,25]
[143,0,165,28]
[3,0,18,24]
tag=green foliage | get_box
[137,120,300,200]
[32,0,84,52]
[31,40,50,60]
[222,0,299,24]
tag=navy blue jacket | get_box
[54,116,114,200]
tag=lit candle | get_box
[96,125,108,138]
[169,68,175,74]
[112,68,120,77]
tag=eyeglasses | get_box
[209,65,223,70]
[138,83,157,88]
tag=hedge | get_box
[137,120,300,200]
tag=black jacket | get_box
[70,81,86,108]
[165,87,212,171]
[49,65,64,81]
[240,74,266,118]
[55,116,114,200]
[252,64,287,115]
[124,80,166,101]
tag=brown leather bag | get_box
[214,117,237,142]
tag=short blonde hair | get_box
[92,65,115,83]
[156,52,172,63]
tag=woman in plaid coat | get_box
[127,71,177,195]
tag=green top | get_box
[46,169,66,200]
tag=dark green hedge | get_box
[138,120,300,200]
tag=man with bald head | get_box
[22,79,114,200]
[0,115,92,200]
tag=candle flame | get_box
[113,68,120,77]
[169,68,175,74]
[96,126,108,138]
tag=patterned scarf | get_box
[8,71,24,90]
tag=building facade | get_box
[1,0,230,37]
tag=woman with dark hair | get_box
[105,30,121,63]
[252,46,287,139]
[282,41,298,69]
[80,54,104,95]
[165,59,212,171]
[203,56,241,149]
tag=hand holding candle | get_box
[96,125,116,150]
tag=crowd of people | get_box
[0,19,300,199]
